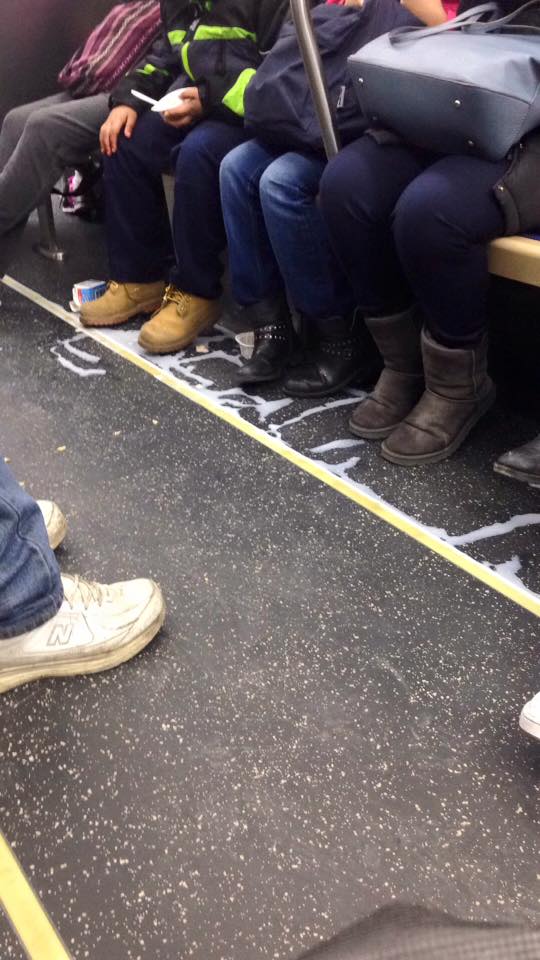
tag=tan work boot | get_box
[138,284,220,354]
[80,280,165,328]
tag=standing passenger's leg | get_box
[0,458,165,694]
[0,459,63,641]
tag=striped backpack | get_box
[58,1,161,98]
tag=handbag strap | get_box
[389,1,498,43]
[464,0,540,32]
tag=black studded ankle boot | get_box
[283,313,381,399]
[235,296,293,385]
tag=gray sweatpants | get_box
[0,91,109,240]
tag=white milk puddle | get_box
[483,556,540,605]
[70,327,540,604]
[51,334,106,377]
[449,514,540,546]
[310,438,365,454]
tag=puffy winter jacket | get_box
[111,0,289,123]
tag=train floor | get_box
[0,213,539,959]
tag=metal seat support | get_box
[34,196,65,262]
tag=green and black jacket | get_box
[112,0,289,123]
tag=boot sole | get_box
[380,387,496,467]
[284,370,359,399]
[519,712,540,741]
[138,313,221,355]
[349,418,398,441]
[236,367,286,386]
[493,462,540,487]
[80,301,162,328]
[139,333,210,354]
[0,587,165,695]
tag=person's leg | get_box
[259,150,379,397]
[320,136,430,315]
[0,459,165,694]
[0,93,109,239]
[104,110,181,283]
[260,151,353,321]
[219,139,293,383]
[220,138,286,306]
[81,110,183,328]
[138,120,248,354]
[0,459,63,640]
[319,137,431,434]
[394,154,508,347]
[381,155,507,465]
[0,94,68,169]
[170,120,247,300]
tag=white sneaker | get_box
[0,574,165,694]
[519,692,540,741]
[37,500,67,550]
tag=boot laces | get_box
[162,285,190,315]
[62,574,107,611]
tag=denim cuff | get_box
[0,582,64,641]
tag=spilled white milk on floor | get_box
[51,327,540,606]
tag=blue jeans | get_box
[219,139,354,320]
[0,459,62,640]
[319,136,507,345]
[104,112,246,300]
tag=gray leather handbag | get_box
[348,0,540,161]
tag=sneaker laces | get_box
[162,284,190,314]
[61,574,107,610]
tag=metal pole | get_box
[290,0,341,159]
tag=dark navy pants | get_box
[320,136,508,346]
[103,111,246,300]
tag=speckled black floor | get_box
[0,216,539,959]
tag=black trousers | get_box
[320,136,508,345]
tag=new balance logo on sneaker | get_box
[46,621,73,647]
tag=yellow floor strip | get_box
[4,274,540,620]
[0,833,71,959]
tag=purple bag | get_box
[58,1,161,98]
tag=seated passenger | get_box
[0,1,161,278]
[318,0,540,465]
[494,434,540,488]
[220,0,444,396]
[79,0,289,355]
[0,459,164,694]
